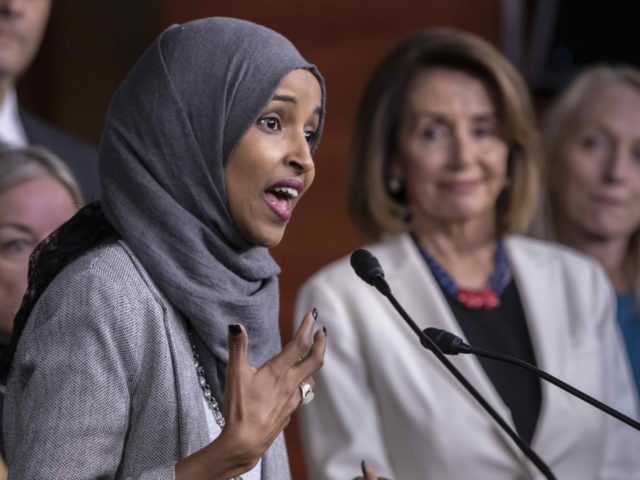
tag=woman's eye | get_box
[579,133,607,151]
[0,239,33,259]
[473,125,497,139]
[257,116,281,132]
[420,126,447,140]
[422,129,436,140]
[304,130,318,144]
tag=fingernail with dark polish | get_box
[361,460,366,477]
[312,307,318,320]
[322,326,327,336]
[228,324,242,336]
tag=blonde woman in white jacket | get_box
[295,29,640,480]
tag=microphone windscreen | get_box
[350,249,385,286]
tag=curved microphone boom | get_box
[423,327,640,432]
[349,249,556,480]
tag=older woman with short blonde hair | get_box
[0,146,82,343]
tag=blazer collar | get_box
[384,234,516,416]
[505,237,567,452]
[385,234,563,462]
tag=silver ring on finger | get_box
[299,381,314,406]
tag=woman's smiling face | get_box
[224,69,322,248]
[393,68,508,229]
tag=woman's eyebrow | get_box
[271,94,297,103]
[473,113,498,121]
[0,223,37,237]
[269,96,322,117]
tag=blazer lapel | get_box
[505,237,566,452]
[386,235,526,460]
[162,307,212,457]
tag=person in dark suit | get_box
[0,0,100,200]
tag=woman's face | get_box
[393,68,509,229]
[554,83,640,241]
[0,176,77,343]
[225,69,322,248]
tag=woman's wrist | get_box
[175,429,260,480]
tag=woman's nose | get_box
[286,134,314,173]
[450,132,474,169]
[605,145,630,182]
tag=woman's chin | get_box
[416,205,495,227]
[581,220,638,242]
[246,224,287,248]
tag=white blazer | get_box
[294,234,640,480]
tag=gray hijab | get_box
[99,18,325,398]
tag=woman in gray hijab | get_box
[1,17,327,479]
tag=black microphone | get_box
[350,249,391,295]
[421,327,472,354]
[350,249,556,480]
[423,327,640,432]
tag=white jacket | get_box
[294,234,640,480]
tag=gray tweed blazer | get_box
[3,241,291,479]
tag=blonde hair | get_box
[537,64,640,299]
[544,66,640,156]
[0,145,84,208]
[348,28,542,240]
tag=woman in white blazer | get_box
[295,29,640,480]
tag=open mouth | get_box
[266,186,300,200]
[264,181,303,221]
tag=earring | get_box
[388,177,402,194]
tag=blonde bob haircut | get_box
[348,28,542,240]
[0,145,84,208]
[537,64,640,300]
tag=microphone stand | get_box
[424,328,640,432]
[369,276,557,480]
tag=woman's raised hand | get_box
[176,311,326,479]
[222,311,326,464]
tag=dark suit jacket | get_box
[20,110,101,201]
